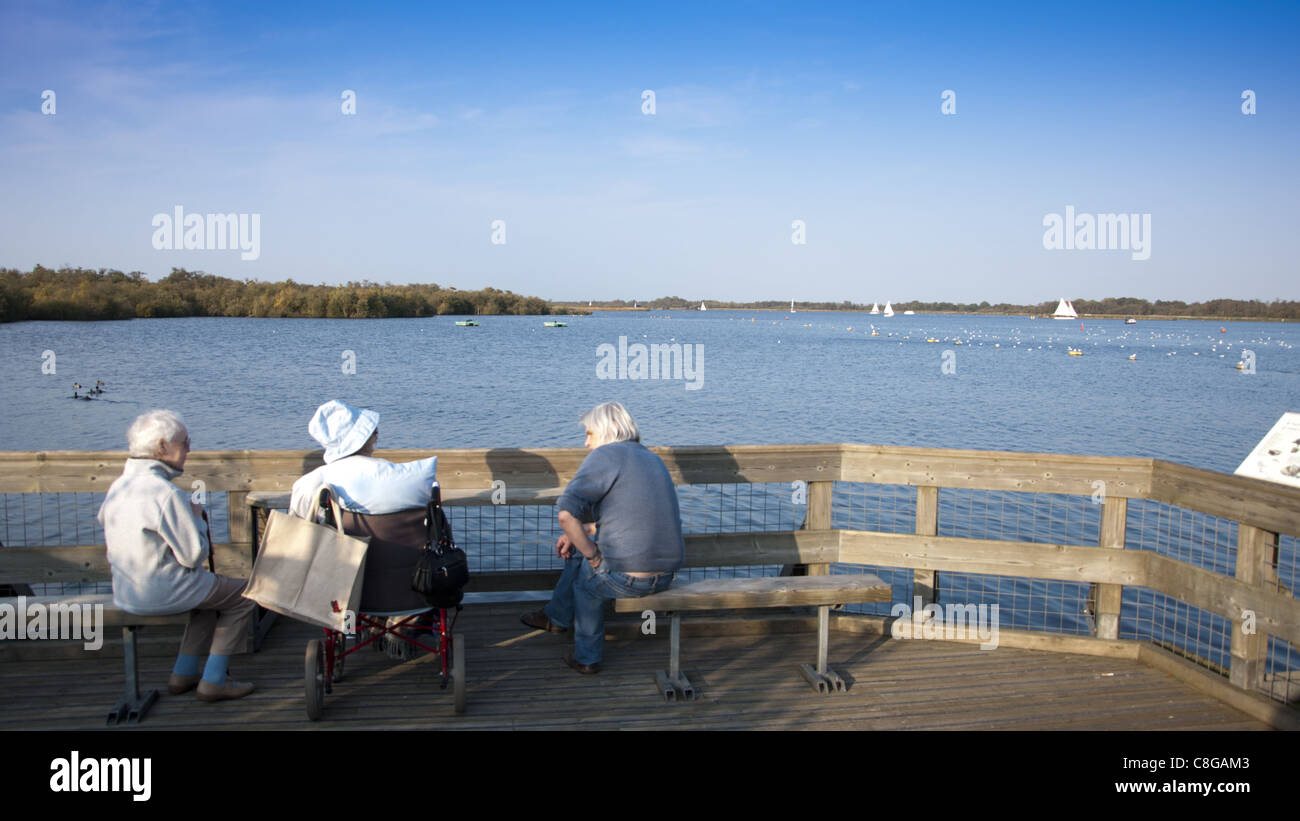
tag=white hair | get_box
[581,402,640,448]
[127,410,188,458]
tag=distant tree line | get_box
[0,266,553,322]
[571,295,1300,319]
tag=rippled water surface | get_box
[2,312,1297,471]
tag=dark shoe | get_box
[167,673,201,695]
[195,677,255,703]
[563,648,600,675]
[521,610,568,633]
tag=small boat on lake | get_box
[1125,318,1137,325]
[455,320,479,327]
[882,301,894,317]
[544,321,567,327]
[1052,298,1078,319]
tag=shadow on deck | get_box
[0,606,1270,731]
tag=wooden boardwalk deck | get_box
[0,605,1270,731]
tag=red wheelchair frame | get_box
[302,483,466,720]
[305,606,464,720]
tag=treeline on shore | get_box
[0,266,553,322]
[581,296,1300,319]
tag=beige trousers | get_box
[179,575,257,657]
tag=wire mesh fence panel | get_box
[676,482,804,534]
[938,488,1102,546]
[675,565,788,582]
[831,482,916,533]
[933,489,1100,634]
[830,564,913,616]
[1120,586,1232,673]
[1125,498,1236,577]
[830,483,916,612]
[445,504,564,574]
[1275,533,1298,600]
[0,491,231,547]
[1262,635,1300,705]
[1,492,105,547]
[1,491,231,596]
[673,483,802,581]
[936,572,1094,634]
[442,483,803,579]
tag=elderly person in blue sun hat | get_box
[289,400,438,520]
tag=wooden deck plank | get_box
[0,608,1279,731]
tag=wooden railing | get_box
[2,443,1297,726]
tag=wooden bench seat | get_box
[1,593,190,724]
[613,574,891,701]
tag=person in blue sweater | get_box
[521,402,684,673]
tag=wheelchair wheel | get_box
[452,632,466,715]
[305,639,325,721]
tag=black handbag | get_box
[411,485,469,608]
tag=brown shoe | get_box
[195,678,255,703]
[167,673,201,695]
[563,648,600,675]
[521,610,568,633]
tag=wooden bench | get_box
[613,574,891,701]
[0,593,190,724]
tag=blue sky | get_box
[1,0,1296,303]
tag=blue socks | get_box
[172,653,202,677]
[201,654,231,685]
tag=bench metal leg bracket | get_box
[107,625,159,724]
[799,663,832,694]
[655,670,695,702]
[108,689,159,725]
[655,612,695,702]
[798,663,847,694]
[798,605,847,694]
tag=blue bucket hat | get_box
[309,400,379,463]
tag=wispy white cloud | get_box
[620,135,702,158]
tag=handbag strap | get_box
[309,485,347,535]
[424,483,450,552]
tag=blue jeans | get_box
[544,556,675,665]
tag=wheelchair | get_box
[304,483,466,720]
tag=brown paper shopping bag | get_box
[242,487,369,632]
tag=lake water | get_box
[2,311,1297,468]
[2,312,1297,677]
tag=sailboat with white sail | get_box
[882,301,894,317]
[870,302,880,314]
[1052,298,1078,319]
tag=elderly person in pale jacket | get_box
[97,410,257,702]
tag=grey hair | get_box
[127,410,188,458]
[581,402,640,447]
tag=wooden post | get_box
[803,481,833,576]
[224,490,257,653]
[1093,496,1127,640]
[913,485,938,606]
[227,490,251,548]
[1229,524,1276,691]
